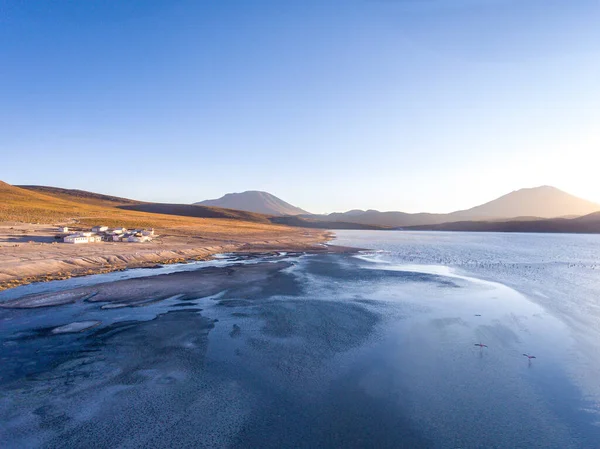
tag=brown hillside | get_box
[1,181,89,223]
[18,185,141,206]
[118,203,271,224]
[0,181,289,235]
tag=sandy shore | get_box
[0,223,339,291]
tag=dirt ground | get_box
[0,223,332,290]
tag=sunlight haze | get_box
[4,3,600,447]
[2,0,599,213]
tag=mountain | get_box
[312,210,446,228]
[406,211,600,234]
[310,186,600,228]
[195,191,309,216]
[449,186,600,220]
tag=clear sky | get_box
[1,0,599,214]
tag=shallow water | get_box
[1,231,599,448]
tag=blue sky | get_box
[1,0,599,214]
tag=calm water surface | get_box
[1,231,599,448]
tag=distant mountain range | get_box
[194,186,600,228]
[407,211,600,234]
[6,182,600,234]
[9,183,379,230]
[195,191,309,216]
[450,185,599,218]
[305,186,600,228]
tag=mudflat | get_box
[0,261,293,309]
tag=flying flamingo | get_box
[474,343,488,349]
[523,354,536,360]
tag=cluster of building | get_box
[59,226,156,244]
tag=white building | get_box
[58,226,69,233]
[64,234,102,244]
[92,226,109,233]
[64,235,90,244]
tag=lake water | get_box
[1,231,599,448]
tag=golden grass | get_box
[0,181,293,236]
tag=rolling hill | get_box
[270,215,387,230]
[3,183,371,230]
[1,181,93,223]
[313,210,445,228]
[14,185,270,223]
[118,203,271,224]
[7,184,371,230]
[18,185,140,206]
[195,191,309,216]
[0,182,287,231]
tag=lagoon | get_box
[1,231,599,448]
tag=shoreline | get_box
[0,227,360,292]
[0,243,362,309]
[0,244,237,292]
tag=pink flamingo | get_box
[474,343,488,348]
[523,353,536,366]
